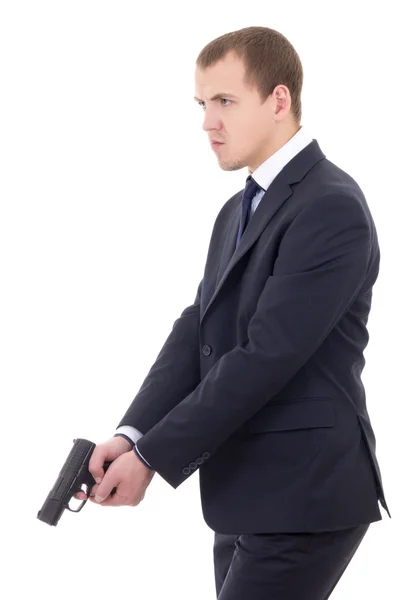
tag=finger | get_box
[74,481,98,501]
[88,450,105,483]
[89,483,98,496]
[73,491,87,500]
[93,491,127,507]
[88,492,111,504]
[88,444,109,484]
[95,474,121,503]
[93,478,118,502]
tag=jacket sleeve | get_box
[115,279,203,435]
[135,193,373,488]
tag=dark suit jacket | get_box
[117,139,390,533]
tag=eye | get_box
[198,98,232,108]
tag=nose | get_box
[202,110,222,133]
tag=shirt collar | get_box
[249,126,314,191]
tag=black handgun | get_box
[37,437,115,526]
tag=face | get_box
[194,51,297,173]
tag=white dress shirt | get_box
[115,126,314,469]
[249,125,313,214]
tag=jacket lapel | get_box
[200,139,326,326]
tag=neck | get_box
[248,124,301,173]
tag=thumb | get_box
[94,471,118,503]
[89,447,107,484]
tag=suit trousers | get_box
[213,524,370,599]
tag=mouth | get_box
[211,141,224,149]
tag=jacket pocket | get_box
[248,398,335,433]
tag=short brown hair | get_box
[195,26,303,124]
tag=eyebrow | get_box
[193,93,238,102]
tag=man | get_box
[75,26,390,599]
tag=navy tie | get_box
[236,175,263,248]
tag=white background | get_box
[0,1,398,598]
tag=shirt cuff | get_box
[114,425,144,445]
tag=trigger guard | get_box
[66,497,88,513]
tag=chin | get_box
[215,151,242,171]
[219,159,245,172]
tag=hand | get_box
[73,435,133,501]
[90,448,155,506]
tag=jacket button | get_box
[182,467,191,475]
[202,345,211,356]
[202,452,210,460]
[196,457,204,465]
[189,462,197,470]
